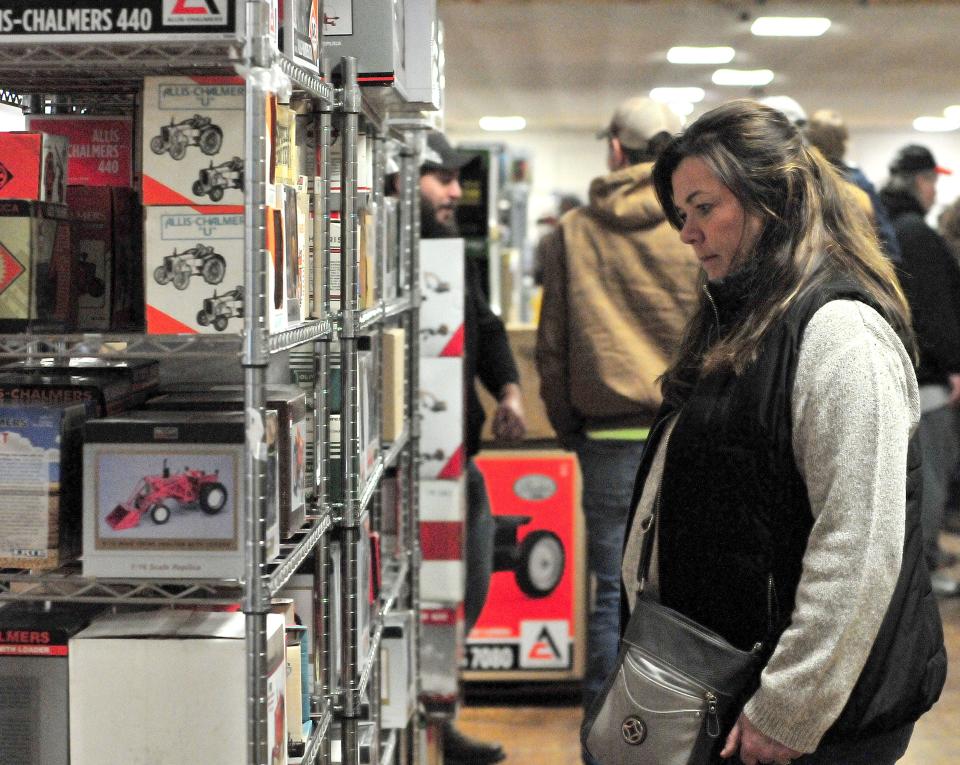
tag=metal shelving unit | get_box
[0,4,426,763]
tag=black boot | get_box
[442,720,506,764]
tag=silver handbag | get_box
[581,497,767,764]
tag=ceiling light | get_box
[913,116,960,133]
[750,17,831,37]
[944,105,960,121]
[668,102,695,118]
[667,46,735,65]
[478,116,526,132]
[650,87,705,104]
[712,68,774,87]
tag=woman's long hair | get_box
[652,99,914,405]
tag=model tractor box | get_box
[144,206,251,334]
[419,239,464,358]
[0,601,107,765]
[4,357,160,408]
[0,200,75,332]
[142,76,246,207]
[69,610,286,765]
[27,115,134,188]
[0,131,69,205]
[81,411,280,580]
[419,477,465,602]
[0,371,134,417]
[66,185,143,331]
[143,384,308,538]
[0,403,87,571]
[417,356,464,480]
[280,0,321,71]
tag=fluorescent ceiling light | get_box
[751,17,831,37]
[944,105,960,121]
[712,68,774,87]
[650,87,705,104]
[667,46,735,65]
[913,116,960,133]
[668,102,695,118]
[478,116,526,132]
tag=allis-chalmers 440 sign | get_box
[0,1,239,39]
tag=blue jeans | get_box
[918,405,960,569]
[574,437,646,711]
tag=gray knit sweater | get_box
[622,299,920,753]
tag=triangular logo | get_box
[0,161,13,191]
[0,242,25,294]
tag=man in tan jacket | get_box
[535,97,699,745]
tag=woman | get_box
[620,100,946,764]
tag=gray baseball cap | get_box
[597,96,683,151]
[421,131,477,172]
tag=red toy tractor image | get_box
[150,114,223,160]
[105,459,229,530]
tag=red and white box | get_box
[418,239,464,357]
[419,603,463,704]
[0,131,68,205]
[28,116,133,188]
[142,76,246,207]
[418,356,464,480]
[419,477,465,603]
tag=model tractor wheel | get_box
[173,265,191,291]
[213,315,229,332]
[202,255,226,285]
[515,530,565,599]
[208,186,224,202]
[149,502,173,525]
[154,265,171,285]
[192,180,205,197]
[149,135,165,155]
[199,126,223,155]
[196,310,211,326]
[170,138,187,160]
[200,482,228,514]
[88,277,105,298]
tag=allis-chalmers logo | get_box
[163,0,227,25]
[0,243,25,295]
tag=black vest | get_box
[624,277,946,743]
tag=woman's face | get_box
[671,156,763,281]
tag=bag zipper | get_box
[624,650,704,702]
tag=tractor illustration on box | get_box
[153,244,227,290]
[150,114,223,160]
[193,156,244,201]
[493,515,565,598]
[77,251,106,298]
[197,285,245,331]
[104,459,229,530]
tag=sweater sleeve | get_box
[742,300,920,753]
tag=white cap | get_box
[759,95,808,127]
[597,97,683,151]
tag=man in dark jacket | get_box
[420,130,526,765]
[881,144,960,597]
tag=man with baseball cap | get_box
[536,97,699,757]
[881,144,960,598]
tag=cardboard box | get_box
[142,76,246,207]
[280,573,320,676]
[382,327,406,442]
[418,356,463,480]
[382,196,400,301]
[0,371,134,416]
[273,104,298,187]
[380,468,405,559]
[5,357,159,408]
[322,0,405,85]
[358,347,380,487]
[69,610,285,765]
[144,384,308,537]
[419,238,464,357]
[282,184,306,326]
[82,411,280,579]
[465,451,585,681]
[0,403,87,570]
[419,603,462,703]
[0,200,74,332]
[359,202,378,309]
[0,131,68,204]
[286,623,309,755]
[144,206,250,334]
[27,115,133,188]
[380,610,416,729]
[66,186,143,331]
[281,0,321,71]
[0,602,106,765]
[419,477,465,602]
[288,347,319,498]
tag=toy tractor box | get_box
[69,610,286,765]
[280,0,321,72]
[419,238,464,358]
[82,411,280,580]
[0,403,87,570]
[0,601,107,765]
[0,131,69,205]
[4,357,159,408]
[142,76,246,208]
[143,384,308,537]
[281,183,306,326]
[66,186,143,331]
[417,356,463,480]
[0,200,75,333]
[27,115,134,188]
[0,371,134,417]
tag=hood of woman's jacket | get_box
[586,162,668,232]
